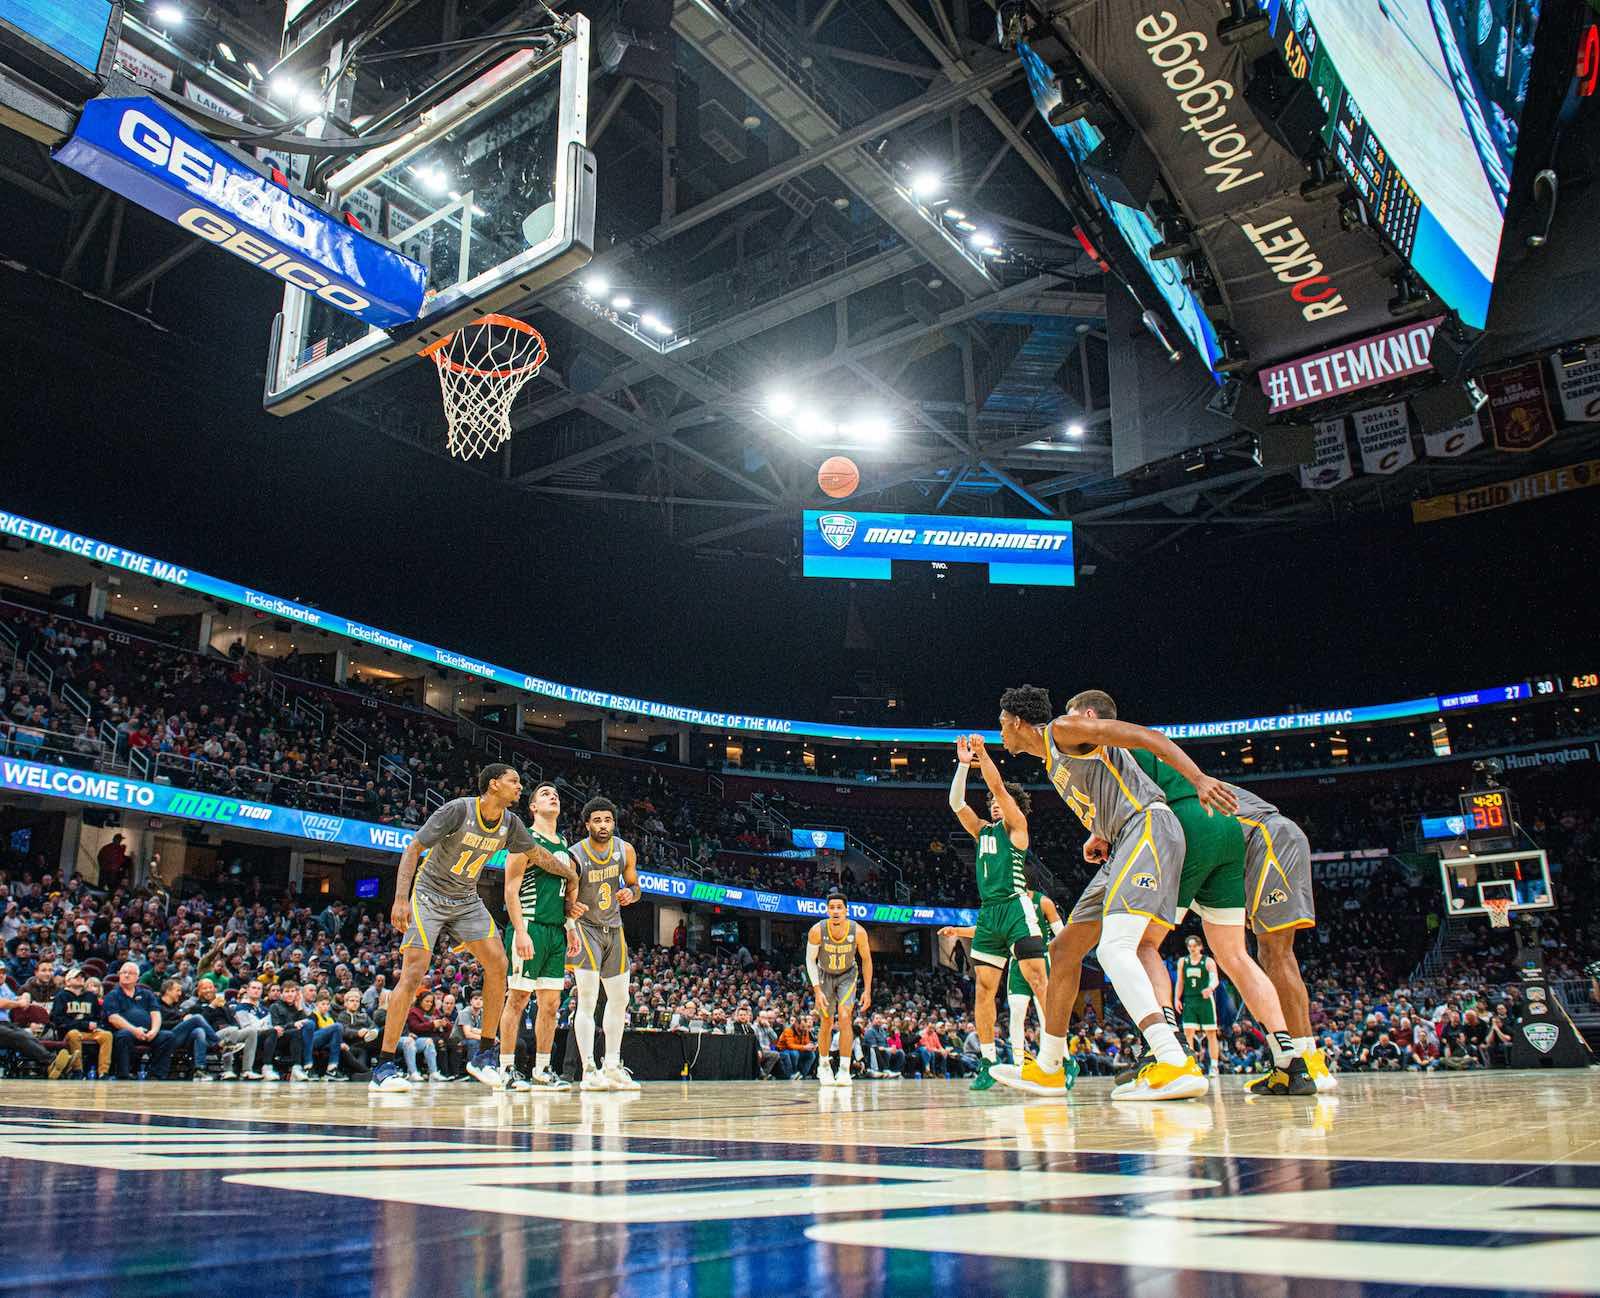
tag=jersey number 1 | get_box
[449,850,490,880]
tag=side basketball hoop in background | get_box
[419,316,549,461]
[1484,897,1513,928]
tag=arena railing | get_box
[0,721,104,768]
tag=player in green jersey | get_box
[945,733,1050,1092]
[501,781,585,1091]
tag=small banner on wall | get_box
[1299,417,1352,490]
[1482,361,1557,452]
[1422,410,1486,458]
[1352,402,1415,475]
[1550,344,1600,424]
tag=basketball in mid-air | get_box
[817,456,860,499]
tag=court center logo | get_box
[1522,1022,1558,1054]
[818,514,858,551]
[300,813,346,843]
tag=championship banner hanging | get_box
[1300,417,1352,489]
[1352,402,1415,475]
[1551,344,1600,424]
[1422,410,1485,458]
[1482,361,1557,452]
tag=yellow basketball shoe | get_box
[992,1053,1076,1096]
[1307,1049,1338,1092]
[1110,1056,1209,1101]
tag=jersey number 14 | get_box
[448,850,490,880]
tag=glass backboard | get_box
[264,16,593,413]
[1439,850,1553,918]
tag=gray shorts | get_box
[1242,813,1315,935]
[816,969,858,1017]
[1067,804,1184,929]
[402,886,495,953]
[569,920,628,978]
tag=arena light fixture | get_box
[245,60,264,81]
[583,273,608,297]
[943,208,967,221]
[794,410,834,441]
[1065,421,1085,439]
[846,414,891,442]
[611,295,633,310]
[215,41,236,63]
[270,75,299,102]
[641,313,674,336]
[970,230,997,250]
[910,171,943,200]
[766,391,796,418]
[153,4,185,24]
[954,219,976,232]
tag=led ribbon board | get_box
[802,510,1075,586]
[0,508,1555,744]
[54,96,427,328]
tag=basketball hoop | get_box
[419,315,549,461]
[1484,898,1513,928]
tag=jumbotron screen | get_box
[1262,0,1542,328]
[0,0,114,73]
[1018,43,1224,375]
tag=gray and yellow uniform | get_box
[970,823,1047,967]
[1229,785,1316,935]
[1131,751,1247,924]
[1179,954,1218,1026]
[812,918,859,1014]
[1007,890,1058,996]
[1043,728,1184,929]
[506,828,569,991]
[404,797,533,953]
[568,835,631,978]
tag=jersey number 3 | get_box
[448,850,490,880]
[596,881,613,911]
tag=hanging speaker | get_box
[1256,423,1317,467]
[1080,118,1159,209]
[1410,382,1479,433]
[1243,55,1327,159]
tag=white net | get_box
[1485,898,1512,928]
[422,315,548,461]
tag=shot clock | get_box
[1460,789,1517,852]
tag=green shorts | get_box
[1168,796,1247,924]
[1181,993,1218,1028]
[506,920,567,991]
[1006,949,1049,997]
[972,894,1046,967]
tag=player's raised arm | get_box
[970,735,1028,850]
[1049,715,1238,815]
[948,737,985,839]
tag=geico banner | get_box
[634,871,975,928]
[54,97,426,329]
[802,510,1074,586]
[1053,1,1391,363]
[0,756,418,854]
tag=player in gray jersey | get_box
[992,685,1237,1103]
[370,763,577,1095]
[566,796,642,1091]
[1225,782,1329,1090]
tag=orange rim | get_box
[418,314,549,378]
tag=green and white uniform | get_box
[505,828,569,992]
[970,823,1046,968]
[1178,953,1218,1027]
[1131,751,1247,924]
[1043,729,1184,929]
[1006,890,1057,995]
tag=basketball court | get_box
[1,1073,1597,1296]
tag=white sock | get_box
[500,1052,515,1073]
[601,974,629,1069]
[1142,1021,1186,1066]
[1293,1035,1316,1055]
[1007,994,1031,1034]
[1038,1031,1066,1072]
[980,1042,996,1062]
[535,1052,551,1074]
[1269,1030,1298,1068]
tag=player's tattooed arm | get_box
[389,839,423,933]
[522,843,580,884]
[1049,716,1238,815]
